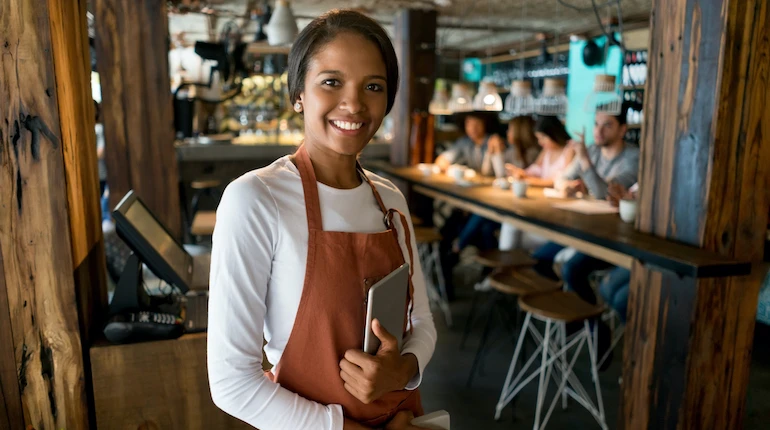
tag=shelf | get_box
[627,124,642,129]
[481,43,571,65]
[246,42,291,55]
[621,85,646,90]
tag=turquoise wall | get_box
[565,35,623,146]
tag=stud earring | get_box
[294,102,303,112]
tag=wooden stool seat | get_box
[518,290,604,323]
[191,211,216,236]
[489,267,562,296]
[190,179,222,190]
[410,215,424,226]
[414,227,442,244]
[473,249,537,269]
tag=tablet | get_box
[363,264,410,355]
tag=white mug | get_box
[619,199,637,223]
[512,180,528,198]
[417,163,432,176]
[449,165,466,182]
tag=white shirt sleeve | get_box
[390,193,437,390]
[207,177,344,430]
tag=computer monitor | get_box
[113,190,193,293]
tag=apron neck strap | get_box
[295,145,390,231]
[356,163,389,219]
[295,145,324,231]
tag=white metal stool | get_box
[495,290,608,430]
[414,227,452,327]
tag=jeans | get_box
[599,267,630,322]
[456,214,500,251]
[532,242,613,305]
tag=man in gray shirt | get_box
[561,111,639,199]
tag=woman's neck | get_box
[301,142,362,189]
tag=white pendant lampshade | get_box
[584,74,623,115]
[429,81,452,115]
[504,80,536,116]
[472,81,504,112]
[448,83,474,113]
[266,0,298,46]
[536,78,568,116]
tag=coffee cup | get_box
[619,199,637,223]
[417,163,432,176]
[449,165,466,182]
[493,177,511,190]
[512,180,528,198]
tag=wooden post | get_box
[94,0,182,239]
[391,9,437,167]
[1,0,92,428]
[623,0,770,428]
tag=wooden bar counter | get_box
[367,161,751,279]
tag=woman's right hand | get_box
[384,411,432,430]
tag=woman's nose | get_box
[339,88,365,114]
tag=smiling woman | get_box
[207,9,437,430]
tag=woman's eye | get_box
[366,83,384,92]
[322,79,340,87]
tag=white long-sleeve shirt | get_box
[207,156,437,430]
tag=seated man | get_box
[533,109,638,307]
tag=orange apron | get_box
[267,145,423,427]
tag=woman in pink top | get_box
[506,116,575,187]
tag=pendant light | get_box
[448,83,474,113]
[265,0,298,46]
[584,74,622,115]
[504,0,535,117]
[471,0,503,112]
[536,78,568,115]
[505,80,536,116]
[473,81,503,112]
[429,80,452,115]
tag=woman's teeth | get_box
[332,120,363,130]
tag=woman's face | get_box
[535,132,559,151]
[298,32,388,156]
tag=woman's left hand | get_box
[340,319,418,404]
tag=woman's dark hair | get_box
[535,115,571,146]
[287,10,400,114]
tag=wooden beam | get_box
[390,9,437,167]
[622,0,770,428]
[95,0,182,239]
[1,0,89,428]
[47,0,109,346]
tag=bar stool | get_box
[190,179,222,216]
[460,249,537,349]
[495,289,607,430]
[413,227,452,327]
[466,267,561,387]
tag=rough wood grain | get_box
[0,1,88,428]
[0,251,24,430]
[47,0,109,346]
[90,334,252,430]
[625,0,770,428]
[95,0,182,240]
